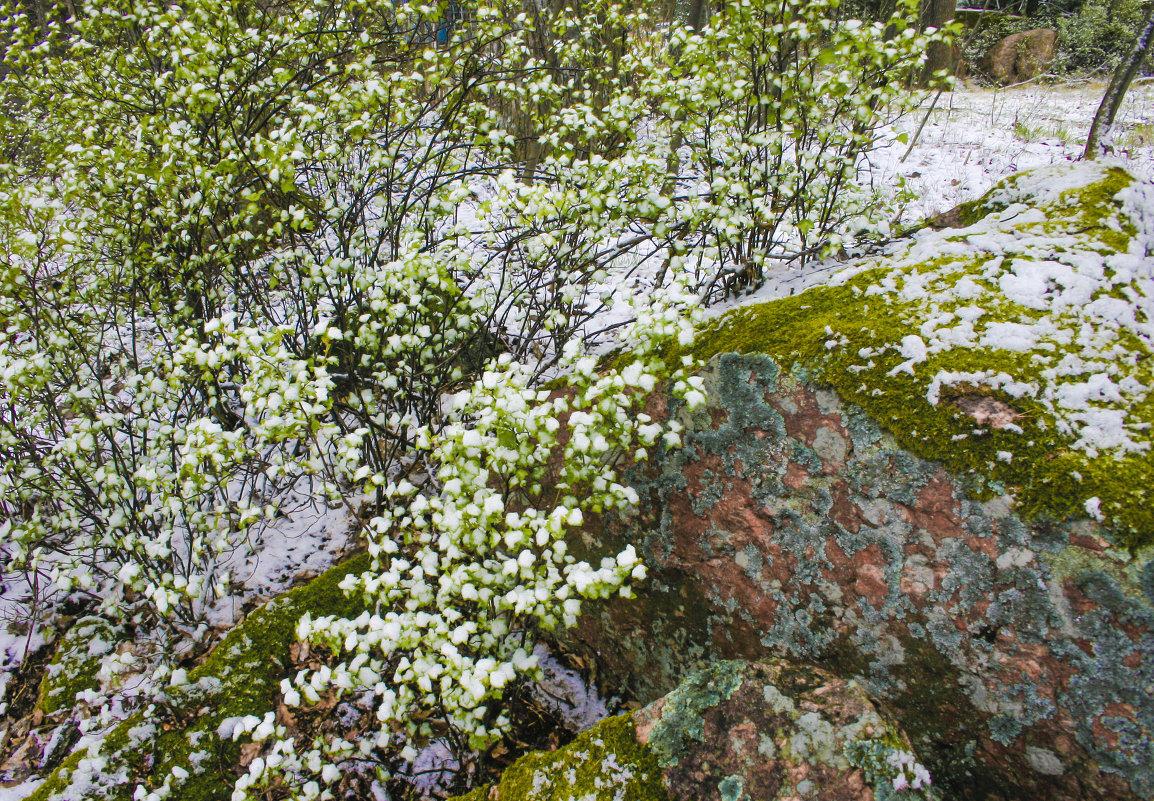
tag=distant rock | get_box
[981,29,1058,84]
[562,161,1154,801]
[455,660,934,801]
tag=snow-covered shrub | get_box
[0,0,941,795]
[232,293,702,800]
[0,0,665,630]
[646,0,950,300]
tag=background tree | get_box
[921,0,959,81]
[1084,2,1154,157]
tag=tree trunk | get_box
[658,0,707,198]
[920,0,958,84]
[1083,4,1154,159]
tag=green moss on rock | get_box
[460,713,671,801]
[690,161,1153,550]
[463,660,936,801]
[28,552,372,801]
[37,616,123,716]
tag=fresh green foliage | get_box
[0,0,942,797]
[636,0,950,298]
[1048,0,1153,74]
[960,0,1154,77]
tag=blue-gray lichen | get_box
[642,660,746,768]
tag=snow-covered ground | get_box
[882,78,1154,220]
[736,78,1154,306]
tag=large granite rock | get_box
[980,29,1058,84]
[563,162,1154,801]
[456,659,934,801]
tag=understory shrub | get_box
[959,0,1154,78]
[0,0,943,797]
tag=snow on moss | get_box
[26,553,371,801]
[37,617,123,717]
[692,160,1154,549]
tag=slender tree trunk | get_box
[1083,5,1154,159]
[920,0,958,84]
[659,0,707,198]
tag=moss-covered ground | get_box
[28,552,371,801]
[36,617,123,717]
[452,712,671,801]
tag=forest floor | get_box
[730,75,1154,305]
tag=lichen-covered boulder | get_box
[980,29,1058,84]
[562,162,1154,801]
[457,660,933,801]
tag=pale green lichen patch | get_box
[693,161,1154,549]
[1044,539,1154,603]
[37,616,123,716]
[28,552,372,801]
[643,660,745,768]
[461,713,671,801]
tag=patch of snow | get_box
[529,644,610,733]
[980,321,1039,352]
[836,155,1153,458]
[398,740,459,799]
[0,778,44,801]
[0,573,47,716]
[1084,497,1104,521]
[204,492,354,629]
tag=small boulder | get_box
[980,29,1058,84]
[458,660,935,801]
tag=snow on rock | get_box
[694,158,1154,547]
[827,160,1153,458]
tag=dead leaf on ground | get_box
[1,736,37,783]
[276,698,298,728]
[238,741,264,769]
[951,394,1021,428]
